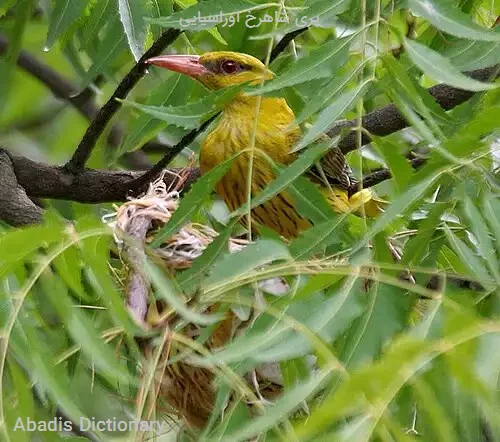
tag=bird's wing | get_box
[287,121,357,192]
[304,145,358,192]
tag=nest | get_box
[105,169,287,431]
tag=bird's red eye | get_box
[221,60,238,74]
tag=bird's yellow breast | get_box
[200,94,310,237]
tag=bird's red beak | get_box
[146,55,207,77]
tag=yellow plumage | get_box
[148,51,385,239]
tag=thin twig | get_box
[270,27,308,62]
[65,29,182,173]
[358,157,426,191]
[129,116,216,191]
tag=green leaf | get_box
[146,261,223,325]
[483,195,500,256]
[294,62,366,125]
[120,85,240,129]
[288,176,336,223]
[219,370,331,442]
[148,0,274,31]
[443,225,493,288]
[45,0,87,50]
[43,272,134,384]
[0,0,17,17]
[446,38,500,71]
[0,0,32,114]
[82,19,127,87]
[408,0,500,42]
[383,54,451,134]
[279,0,350,32]
[351,173,440,254]
[77,226,143,337]
[463,197,500,284]
[118,0,150,61]
[262,38,352,95]
[295,338,429,440]
[231,142,332,216]
[373,137,413,192]
[23,326,89,429]
[289,215,347,260]
[249,37,352,95]
[120,73,190,154]
[294,82,370,151]
[80,0,116,47]
[178,220,236,293]
[404,39,498,92]
[340,283,411,368]
[151,154,240,247]
[0,222,63,268]
[194,277,363,366]
[150,0,173,39]
[412,379,460,442]
[205,238,291,287]
[402,201,451,265]
[5,359,34,442]
[53,247,87,301]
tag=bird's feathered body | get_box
[147,51,384,239]
[200,94,310,237]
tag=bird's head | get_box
[146,51,274,90]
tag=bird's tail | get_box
[323,188,386,217]
[349,189,386,217]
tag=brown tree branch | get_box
[331,65,500,154]
[357,157,427,191]
[0,150,43,226]
[7,151,200,204]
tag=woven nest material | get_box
[105,169,250,269]
[104,169,289,431]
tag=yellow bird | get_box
[147,52,384,238]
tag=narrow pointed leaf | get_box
[444,225,493,287]
[405,39,498,92]
[295,82,370,151]
[446,38,500,71]
[120,86,240,129]
[147,262,223,325]
[205,239,291,287]
[463,197,500,283]
[82,19,127,86]
[294,62,366,125]
[121,73,190,154]
[178,220,236,293]
[219,370,331,442]
[409,0,500,42]
[351,173,440,254]
[118,0,150,61]
[46,0,87,50]
[248,36,352,95]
